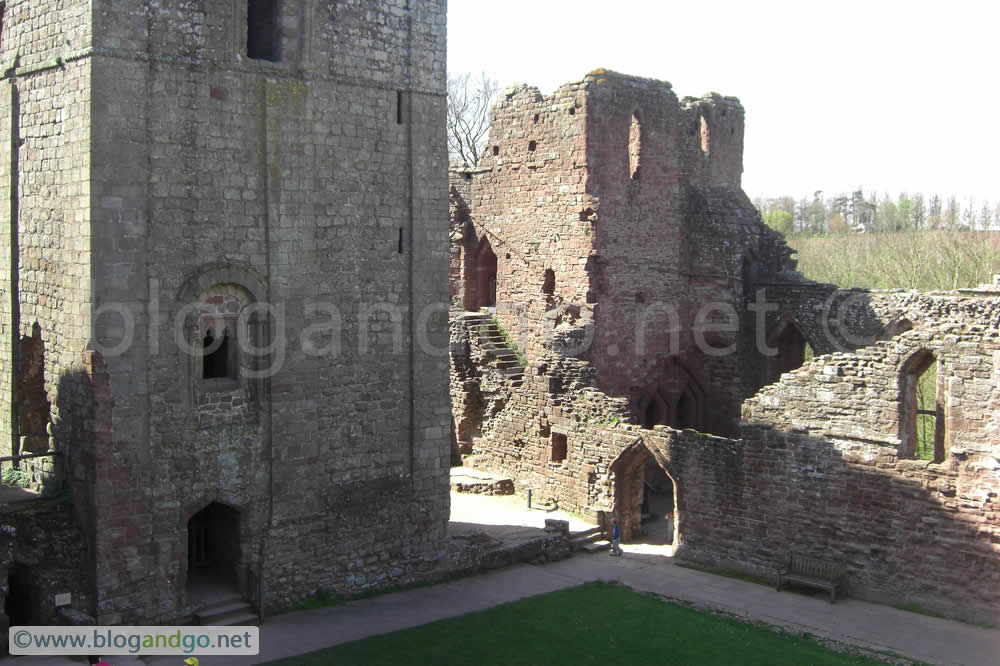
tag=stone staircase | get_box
[460,311,525,386]
[569,526,610,554]
[194,595,258,627]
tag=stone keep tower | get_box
[0,0,450,623]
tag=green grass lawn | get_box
[266,582,891,665]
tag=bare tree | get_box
[447,71,498,166]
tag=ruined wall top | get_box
[475,69,745,191]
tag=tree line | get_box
[754,190,999,235]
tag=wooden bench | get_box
[776,553,846,603]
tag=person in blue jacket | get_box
[610,518,623,556]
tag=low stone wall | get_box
[447,530,571,576]
[666,424,999,624]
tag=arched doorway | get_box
[612,439,678,545]
[640,457,675,545]
[761,316,809,387]
[464,237,498,309]
[186,503,241,603]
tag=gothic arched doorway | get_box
[611,439,678,545]
[464,237,498,309]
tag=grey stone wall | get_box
[4,0,450,624]
[0,495,92,629]
[0,0,94,495]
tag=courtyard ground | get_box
[7,490,1000,665]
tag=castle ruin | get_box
[450,71,1000,623]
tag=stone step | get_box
[581,540,611,554]
[484,347,515,358]
[570,532,605,546]
[570,525,605,539]
[200,609,259,627]
[194,597,257,626]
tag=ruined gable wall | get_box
[579,73,792,434]
[82,0,449,622]
[458,82,595,361]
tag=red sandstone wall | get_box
[452,71,796,436]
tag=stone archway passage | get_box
[612,440,678,545]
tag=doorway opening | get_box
[5,563,35,627]
[465,237,498,309]
[186,502,242,606]
[612,439,678,547]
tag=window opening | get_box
[542,269,555,295]
[914,359,938,460]
[901,350,944,462]
[247,0,279,62]
[203,329,233,379]
[550,432,567,462]
[628,111,641,180]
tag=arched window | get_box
[628,111,641,181]
[900,350,944,461]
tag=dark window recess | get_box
[551,432,568,462]
[247,0,279,62]
[542,269,555,295]
[397,91,404,124]
[203,330,232,379]
[398,228,404,254]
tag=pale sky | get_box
[448,0,998,206]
